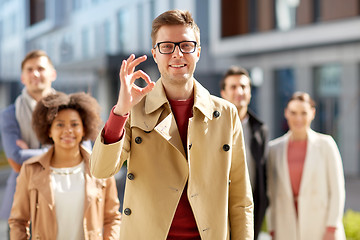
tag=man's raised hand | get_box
[114,54,155,116]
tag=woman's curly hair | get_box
[32,92,102,145]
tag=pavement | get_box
[0,167,358,239]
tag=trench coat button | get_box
[189,143,192,150]
[223,144,230,151]
[127,173,135,180]
[213,110,220,118]
[135,136,142,144]
[124,208,132,215]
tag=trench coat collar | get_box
[278,129,318,199]
[145,78,215,120]
[31,145,101,211]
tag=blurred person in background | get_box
[220,66,268,239]
[90,9,253,240]
[0,50,57,239]
[267,91,345,240]
[8,92,121,239]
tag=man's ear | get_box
[195,46,201,62]
[151,48,157,64]
[51,69,57,83]
[20,74,25,85]
[220,89,225,99]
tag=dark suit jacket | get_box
[247,110,269,239]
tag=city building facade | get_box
[0,0,359,176]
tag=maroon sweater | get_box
[103,99,200,239]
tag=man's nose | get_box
[32,70,40,77]
[172,45,184,57]
[236,87,244,94]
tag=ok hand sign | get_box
[114,54,155,116]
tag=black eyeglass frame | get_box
[153,41,198,54]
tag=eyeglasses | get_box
[154,41,198,54]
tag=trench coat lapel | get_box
[277,133,294,199]
[133,79,215,158]
[81,146,101,213]
[32,148,55,209]
[298,129,317,197]
[154,112,186,157]
[143,79,186,157]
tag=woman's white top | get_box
[50,161,85,240]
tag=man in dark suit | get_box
[220,66,269,239]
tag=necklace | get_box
[50,162,84,176]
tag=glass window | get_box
[169,0,175,10]
[117,9,129,52]
[72,0,81,12]
[273,68,295,137]
[196,0,209,44]
[104,20,111,53]
[249,67,264,114]
[81,27,89,58]
[94,23,105,55]
[313,64,341,140]
[275,0,300,31]
[60,34,74,62]
[137,4,144,50]
[0,20,3,41]
[30,0,46,25]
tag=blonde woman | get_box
[9,92,121,239]
[267,92,345,240]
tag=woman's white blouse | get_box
[50,161,85,240]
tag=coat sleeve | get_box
[8,163,31,239]
[102,177,121,239]
[0,106,47,166]
[324,136,345,227]
[90,119,131,179]
[228,108,254,239]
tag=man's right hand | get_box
[16,139,29,149]
[114,54,155,116]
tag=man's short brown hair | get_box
[21,50,54,70]
[219,66,251,90]
[32,92,102,144]
[151,9,200,47]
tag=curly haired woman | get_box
[9,92,121,239]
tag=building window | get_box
[196,0,209,44]
[0,20,3,42]
[60,35,74,62]
[94,23,105,55]
[104,21,111,53]
[313,0,321,22]
[81,28,89,58]
[117,9,128,52]
[169,0,175,9]
[275,0,300,31]
[273,68,295,137]
[313,64,341,140]
[248,67,264,114]
[30,0,46,25]
[72,0,82,12]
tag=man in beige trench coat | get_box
[90,9,254,240]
